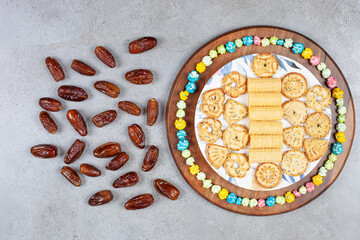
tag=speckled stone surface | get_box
[0,0,359,239]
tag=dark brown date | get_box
[71,59,96,76]
[64,139,86,164]
[67,109,87,136]
[128,124,145,149]
[61,166,81,187]
[147,98,158,126]
[45,57,65,82]
[58,85,88,102]
[39,98,62,112]
[106,152,129,171]
[30,144,58,158]
[94,81,120,98]
[125,69,153,85]
[39,111,58,134]
[154,179,180,200]
[129,37,157,54]
[79,163,101,177]
[113,171,139,188]
[124,194,154,210]
[142,145,159,172]
[94,46,116,68]
[88,190,113,206]
[92,110,117,128]
[118,101,141,116]
[93,142,121,158]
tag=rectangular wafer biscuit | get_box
[249,107,283,121]
[250,134,283,148]
[247,78,281,93]
[249,121,283,135]
[249,148,282,163]
[248,93,282,107]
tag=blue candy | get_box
[332,142,343,155]
[225,41,236,53]
[277,39,284,46]
[266,196,276,207]
[177,139,189,151]
[292,42,305,54]
[185,82,196,93]
[227,193,237,204]
[235,196,243,205]
[187,71,199,82]
[177,130,187,140]
[242,36,254,46]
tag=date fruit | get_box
[147,98,158,126]
[124,194,154,210]
[30,144,58,158]
[128,124,145,149]
[39,111,58,134]
[71,59,96,76]
[154,179,180,200]
[79,163,101,177]
[67,109,88,136]
[118,101,141,116]
[93,142,121,158]
[125,69,153,85]
[58,85,88,102]
[45,57,65,82]
[142,145,159,172]
[106,152,129,171]
[129,37,157,54]
[88,190,113,206]
[64,139,86,164]
[113,171,139,188]
[94,46,116,68]
[61,166,81,187]
[94,81,120,98]
[39,98,62,112]
[92,110,117,128]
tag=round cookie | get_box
[306,85,332,112]
[281,150,309,176]
[223,124,249,151]
[251,52,279,78]
[254,163,282,189]
[198,117,223,144]
[221,71,247,98]
[223,153,250,178]
[305,112,331,138]
[281,73,308,99]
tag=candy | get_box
[185,82,196,94]
[177,130,187,140]
[234,39,243,48]
[336,98,344,107]
[177,139,189,151]
[305,182,315,192]
[176,109,185,118]
[189,164,200,175]
[209,49,218,58]
[310,55,321,66]
[266,196,276,207]
[261,37,270,47]
[336,123,346,132]
[276,39,284,46]
[275,196,285,205]
[322,68,331,78]
[217,45,226,54]
[335,132,346,143]
[241,197,250,207]
[337,106,346,115]
[312,175,323,186]
[196,172,206,181]
[301,48,313,59]
[337,114,346,123]
[196,62,206,73]
[227,193,237,204]
[186,157,195,166]
[332,88,344,99]
[253,35,261,45]
[225,41,236,53]
[175,118,186,130]
[324,160,334,170]
[177,100,186,109]
[202,56,212,67]
[203,179,212,188]
[328,153,337,162]
[249,198,258,207]
[284,38,293,48]
[299,186,307,195]
[292,42,304,54]
[211,185,221,194]
[318,166,328,177]
[317,62,327,71]
[332,142,343,155]
[187,71,199,82]
[218,188,229,200]
[293,190,302,198]
[285,192,295,203]
[257,198,266,207]
[179,90,189,101]
[270,36,278,45]
[182,149,191,158]
[235,197,243,205]
[242,36,253,46]
[327,76,337,89]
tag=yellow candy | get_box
[332,88,344,99]
[179,91,189,101]
[175,118,186,130]
[335,132,346,143]
[301,48,313,59]
[196,62,206,73]
[312,175,323,186]
[218,188,229,200]
[189,165,200,175]
[285,191,295,203]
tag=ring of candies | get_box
[174,35,347,208]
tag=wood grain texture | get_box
[165,26,355,215]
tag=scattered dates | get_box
[30,144,58,158]
[71,59,96,76]
[67,109,88,136]
[39,111,58,134]
[147,98,158,126]
[64,139,86,164]
[94,46,116,68]
[142,145,159,172]
[94,81,120,98]
[88,190,113,206]
[39,98,62,112]
[118,101,141,116]
[124,194,154,210]
[129,37,157,54]
[80,163,101,177]
[61,166,81,187]
[106,152,129,171]
[154,179,180,200]
[58,85,88,102]
[128,124,145,149]
[113,171,139,188]
[93,142,121,158]
[125,69,153,85]
[92,110,117,128]
[45,57,65,82]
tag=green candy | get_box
[328,153,337,162]
[270,36,278,45]
[234,39,243,48]
[337,114,346,123]
[336,98,344,107]
[337,106,347,115]
[324,160,334,170]
[209,49,218,59]
[217,45,226,55]
[318,166,328,177]
[299,186,307,194]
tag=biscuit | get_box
[221,71,247,98]
[306,85,332,112]
[247,78,281,93]
[200,88,225,118]
[198,117,222,144]
[250,134,283,149]
[248,93,282,107]
[282,100,307,126]
[305,112,331,138]
[251,53,279,78]
[206,144,229,169]
[223,153,250,178]
[281,150,308,176]
[281,73,308,99]
[248,148,282,163]
[303,138,328,162]
[223,124,249,151]
[224,99,248,125]
[254,162,282,189]
[249,121,283,135]
[249,106,283,121]
[283,126,305,150]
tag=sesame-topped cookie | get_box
[254,162,282,189]
[281,150,308,177]
[224,99,248,125]
[281,73,308,99]
[198,117,223,144]
[305,112,331,138]
[282,100,307,126]
[305,85,332,112]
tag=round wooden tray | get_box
[165,26,355,215]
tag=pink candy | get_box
[327,76,337,89]
[310,55,320,66]
[254,35,261,46]
[257,198,265,207]
[306,182,315,192]
[293,190,302,198]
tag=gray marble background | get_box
[0,0,359,239]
